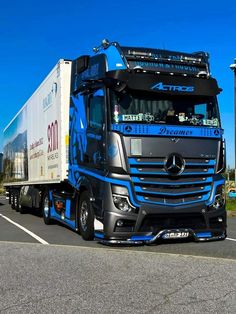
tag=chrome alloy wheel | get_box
[80,200,89,231]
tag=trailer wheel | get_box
[10,193,15,210]
[8,191,11,205]
[42,191,52,225]
[14,193,20,212]
[78,191,94,241]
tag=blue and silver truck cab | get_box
[67,40,226,244]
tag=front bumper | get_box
[97,202,227,245]
[96,228,226,245]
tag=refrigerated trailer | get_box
[3,40,227,244]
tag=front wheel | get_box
[78,191,94,241]
[42,191,52,225]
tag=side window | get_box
[88,89,104,130]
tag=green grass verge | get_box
[226,197,236,211]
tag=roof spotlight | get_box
[230,63,236,71]
[102,39,110,49]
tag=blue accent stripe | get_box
[130,168,163,175]
[50,215,76,230]
[130,168,215,176]
[195,232,212,238]
[130,235,154,241]
[134,185,211,196]
[206,179,225,205]
[136,192,210,206]
[128,158,163,166]
[186,161,215,166]
[87,133,102,140]
[95,232,105,239]
[131,176,213,185]
[98,45,126,71]
[69,167,223,208]
[69,165,140,207]
[112,124,223,138]
[65,199,71,218]
[128,158,216,167]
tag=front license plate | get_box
[162,231,189,239]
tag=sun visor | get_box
[106,71,221,96]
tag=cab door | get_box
[85,89,106,171]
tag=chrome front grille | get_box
[128,157,215,206]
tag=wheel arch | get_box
[77,176,94,199]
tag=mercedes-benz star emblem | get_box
[125,125,132,132]
[164,153,185,176]
[171,138,180,144]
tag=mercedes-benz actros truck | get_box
[3,40,226,244]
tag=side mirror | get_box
[75,55,90,74]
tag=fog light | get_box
[117,220,124,227]
[218,217,223,222]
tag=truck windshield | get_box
[110,90,220,127]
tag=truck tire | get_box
[8,191,11,205]
[78,191,94,241]
[14,193,20,212]
[42,191,52,225]
[10,193,15,210]
[19,204,27,214]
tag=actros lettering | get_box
[151,82,194,93]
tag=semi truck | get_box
[3,40,226,244]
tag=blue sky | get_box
[0,0,235,166]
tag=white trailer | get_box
[3,59,71,186]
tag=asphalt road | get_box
[0,198,236,314]
[0,242,235,314]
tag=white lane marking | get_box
[0,213,49,245]
[226,237,236,242]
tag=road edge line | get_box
[226,237,236,242]
[0,213,49,245]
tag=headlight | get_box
[111,185,136,212]
[212,184,225,209]
[112,194,135,212]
